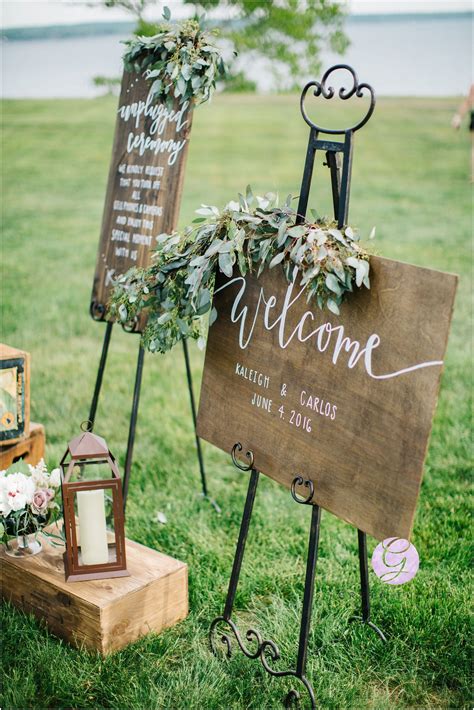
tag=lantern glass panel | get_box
[71,459,112,483]
[70,484,118,567]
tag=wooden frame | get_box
[0,344,30,445]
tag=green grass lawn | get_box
[1,94,472,709]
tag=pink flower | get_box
[31,489,49,515]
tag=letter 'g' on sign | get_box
[372,538,419,585]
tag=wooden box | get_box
[0,533,188,654]
[0,344,30,445]
[0,422,45,470]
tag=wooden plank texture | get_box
[0,533,188,654]
[197,256,457,541]
[0,422,44,469]
[91,70,193,327]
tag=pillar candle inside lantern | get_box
[76,489,109,565]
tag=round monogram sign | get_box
[372,537,419,585]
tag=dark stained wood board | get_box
[197,256,457,541]
[91,70,193,327]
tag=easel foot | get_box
[348,615,387,642]
[209,616,316,709]
[284,680,316,709]
[198,492,221,514]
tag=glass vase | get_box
[4,533,42,557]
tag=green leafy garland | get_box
[124,17,226,108]
[108,188,372,354]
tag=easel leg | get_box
[358,529,370,622]
[223,467,260,620]
[88,321,113,431]
[349,529,387,642]
[296,505,321,678]
[210,468,317,710]
[182,339,220,512]
[282,505,320,709]
[325,150,341,220]
[210,467,259,646]
[122,345,145,511]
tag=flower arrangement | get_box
[0,459,62,548]
[109,188,373,354]
[123,15,226,108]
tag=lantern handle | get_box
[81,420,93,432]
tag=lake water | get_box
[1,13,472,98]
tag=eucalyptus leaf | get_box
[118,304,128,321]
[325,273,342,295]
[246,185,254,206]
[327,299,340,315]
[287,225,306,239]
[181,64,192,80]
[355,259,370,287]
[345,256,360,269]
[269,252,285,268]
[205,240,224,257]
[218,252,234,278]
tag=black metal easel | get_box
[209,65,385,709]
[87,304,217,512]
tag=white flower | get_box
[0,477,7,516]
[29,459,49,488]
[0,472,35,516]
[49,468,61,488]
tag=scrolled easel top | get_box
[300,64,376,135]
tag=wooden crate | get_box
[0,532,188,654]
[0,343,30,445]
[0,422,45,470]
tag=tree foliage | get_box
[97,0,348,87]
[102,0,148,20]
[188,0,348,85]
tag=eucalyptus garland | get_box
[109,188,372,354]
[124,17,226,107]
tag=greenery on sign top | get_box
[108,188,372,354]
[123,14,226,107]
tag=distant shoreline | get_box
[2,11,472,42]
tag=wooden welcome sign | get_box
[197,257,457,541]
[91,71,193,325]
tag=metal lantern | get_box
[60,429,129,582]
